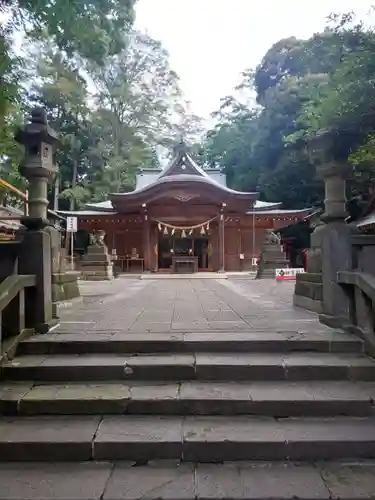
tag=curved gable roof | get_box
[110,142,258,207]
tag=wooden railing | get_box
[0,274,36,355]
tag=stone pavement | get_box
[2,277,375,498]
[59,276,329,333]
[2,460,375,500]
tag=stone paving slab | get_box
[0,461,113,500]
[94,415,184,461]
[0,415,101,461]
[2,460,375,500]
[94,415,375,462]
[4,351,375,382]
[1,380,375,417]
[20,383,131,415]
[195,462,329,500]
[56,277,331,335]
[18,330,363,357]
[0,382,34,415]
[4,414,375,462]
[319,462,375,499]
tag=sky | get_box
[135,0,374,120]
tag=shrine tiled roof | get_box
[58,145,311,217]
[58,201,311,218]
[111,173,258,202]
[80,199,283,213]
[246,208,312,216]
[112,143,257,201]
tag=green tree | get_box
[287,16,375,202]
[200,25,374,209]
[88,31,196,194]
[0,0,136,185]
[2,0,136,63]
[28,43,93,209]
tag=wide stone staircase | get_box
[2,328,375,497]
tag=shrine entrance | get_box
[157,235,210,271]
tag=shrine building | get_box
[61,143,311,273]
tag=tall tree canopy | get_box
[0,1,202,209]
[0,0,137,151]
[200,12,375,212]
[1,0,136,62]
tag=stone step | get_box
[2,415,375,462]
[1,460,375,500]
[3,352,375,382]
[2,381,375,417]
[18,331,363,355]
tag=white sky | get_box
[135,0,374,119]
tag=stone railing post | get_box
[307,127,359,328]
[15,107,60,332]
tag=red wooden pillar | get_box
[142,205,151,272]
[218,203,226,272]
[149,223,158,272]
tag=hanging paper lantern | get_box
[206,222,210,230]
[171,228,175,235]
[181,230,186,238]
[158,223,162,231]
[163,226,168,235]
[200,226,205,235]
[189,229,193,235]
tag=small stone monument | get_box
[256,230,290,279]
[81,230,113,281]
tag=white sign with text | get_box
[66,216,78,233]
[275,268,305,281]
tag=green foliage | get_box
[201,14,375,210]
[0,101,25,199]
[4,0,136,63]
[18,29,200,209]
[0,0,136,178]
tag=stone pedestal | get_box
[44,226,80,317]
[317,222,358,328]
[293,272,323,313]
[17,228,56,333]
[256,243,290,279]
[293,224,324,313]
[52,271,81,301]
[81,245,113,281]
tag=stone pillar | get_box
[308,128,358,328]
[15,107,59,332]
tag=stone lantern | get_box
[301,126,359,327]
[15,107,59,226]
[307,127,353,223]
[13,107,60,332]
